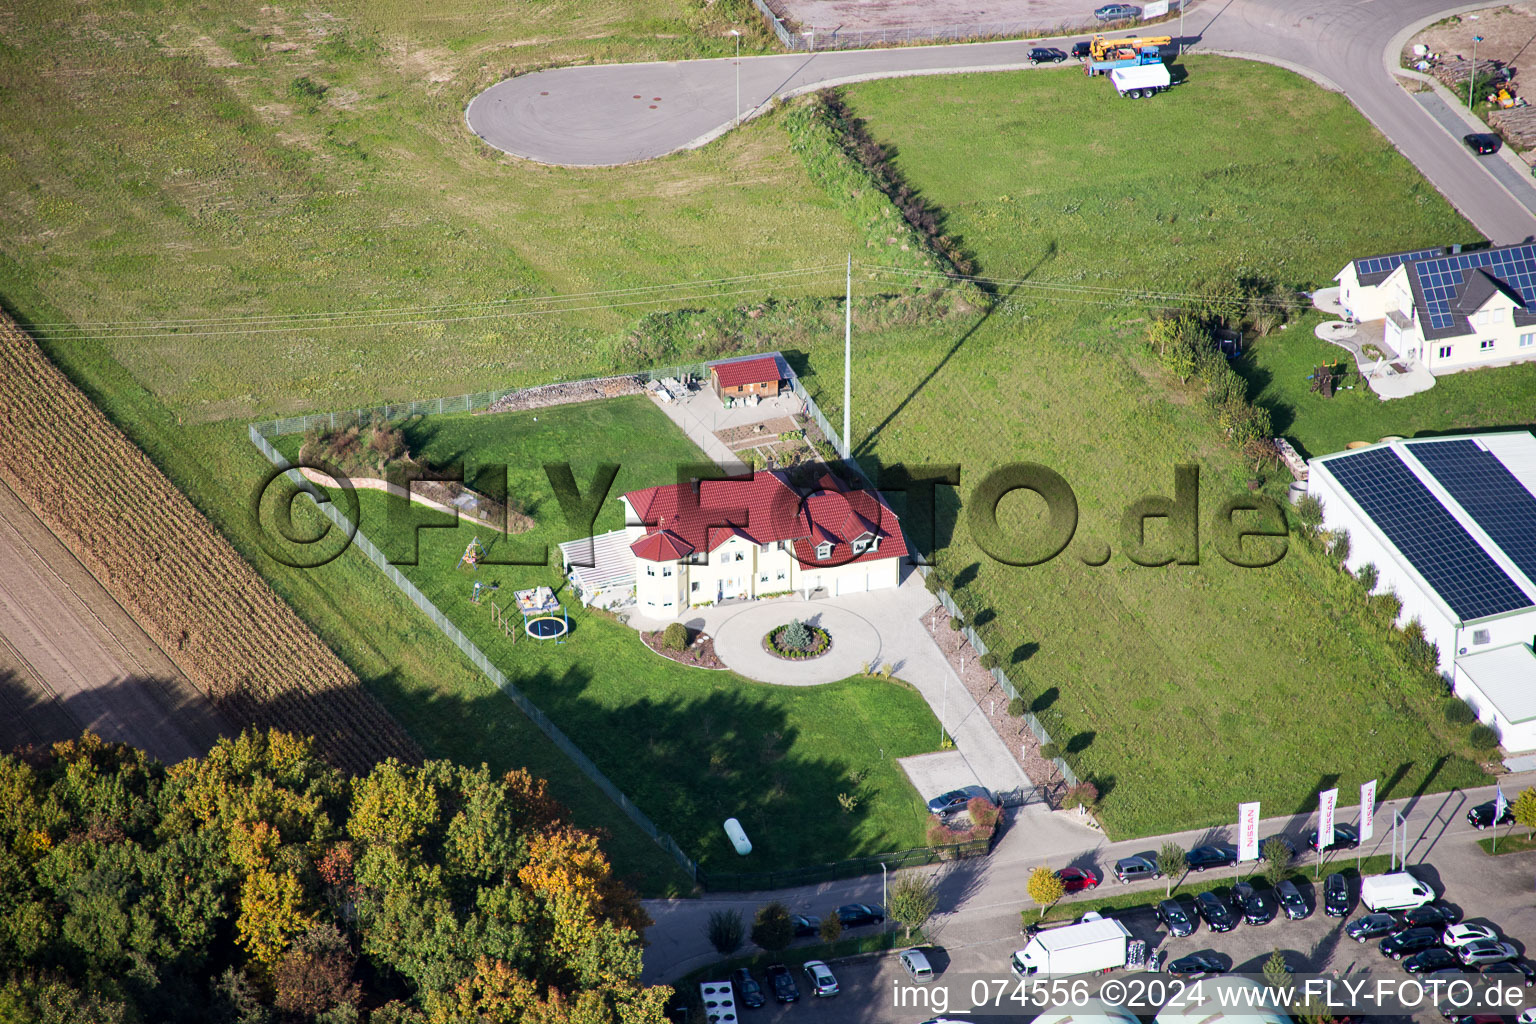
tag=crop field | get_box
[0,313,419,774]
[268,398,946,874]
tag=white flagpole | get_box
[843,254,851,461]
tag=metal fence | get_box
[247,424,703,884]
[784,374,849,461]
[251,362,713,439]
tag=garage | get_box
[836,573,867,596]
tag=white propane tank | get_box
[724,818,752,856]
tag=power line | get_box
[33,265,844,335]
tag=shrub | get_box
[1039,742,1061,761]
[836,792,858,812]
[1469,724,1501,752]
[1400,619,1439,673]
[780,619,812,651]
[661,622,689,652]
[818,912,842,944]
[948,616,963,631]
[750,902,794,951]
[1331,529,1352,565]
[1357,562,1379,593]
[1007,697,1026,717]
[980,651,1001,671]
[968,796,1000,829]
[1444,700,1477,725]
[1062,782,1099,809]
[706,910,745,955]
[1295,495,1324,534]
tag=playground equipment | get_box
[458,535,487,571]
[514,586,569,641]
[471,581,500,604]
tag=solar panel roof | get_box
[1411,243,1536,330]
[1354,247,1446,280]
[1408,439,1536,588]
[1325,446,1533,622]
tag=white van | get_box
[1360,871,1434,912]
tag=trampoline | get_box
[525,616,569,640]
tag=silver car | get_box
[1460,939,1517,967]
[1094,3,1142,19]
[899,947,935,982]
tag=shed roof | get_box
[1457,644,1536,724]
[709,355,781,389]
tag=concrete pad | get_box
[707,599,884,685]
[898,749,985,805]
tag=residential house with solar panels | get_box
[1334,242,1536,374]
[1307,433,1536,751]
[620,469,906,614]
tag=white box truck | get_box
[1360,872,1435,912]
[1109,63,1172,98]
[1010,912,1132,977]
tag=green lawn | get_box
[1237,312,1536,460]
[271,399,944,876]
[786,60,1498,838]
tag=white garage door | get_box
[837,573,867,596]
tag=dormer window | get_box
[816,542,832,560]
[851,533,879,556]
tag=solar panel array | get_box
[1354,247,1445,279]
[1325,446,1533,622]
[1409,439,1536,589]
[1411,244,1536,329]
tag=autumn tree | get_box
[888,874,940,940]
[1513,787,1536,839]
[1027,867,1065,918]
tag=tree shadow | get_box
[1012,642,1039,665]
[1066,731,1095,756]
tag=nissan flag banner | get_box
[1360,779,1377,842]
[1143,0,1170,16]
[1319,787,1339,850]
[1238,802,1261,861]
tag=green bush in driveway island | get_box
[765,618,832,659]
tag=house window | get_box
[1473,629,1491,645]
[852,538,868,555]
[646,566,656,577]
[734,551,745,562]
[816,542,832,560]
[759,573,769,583]
[777,571,787,580]
[1480,339,1495,352]
[760,543,771,553]
[691,581,700,593]
[776,540,787,551]
[662,566,673,577]
[1521,332,1535,347]
[1477,310,1492,326]
[1438,345,1453,359]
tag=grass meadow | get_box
[271,399,943,878]
[0,0,1525,883]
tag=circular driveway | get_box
[705,599,882,685]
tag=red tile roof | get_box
[710,356,781,390]
[625,470,907,568]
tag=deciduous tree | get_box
[888,874,940,940]
[1157,842,1186,896]
[1027,867,1065,918]
[749,902,794,951]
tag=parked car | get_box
[803,960,839,997]
[1348,913,1399,942]
[1400,903,1461,930]
[1324,873,1351,917]
[1459,940,1517,967]
[1156,898,1197,937]
[1114,855,1160,883]
[1442,924,1500,950]
[1029,47,1069,64]
[1381,927,1443,960]
[836,903,885,927]
[1306,823,1360,851]
[1464,133,1502,155]
[1071,41,1093,59]
[899,948,935,983]
[1406,948,1464,974]
[1094,3,1141,20]
[765,963,799,1003]
[927,786,993,816]
[1276,880,1309,920]
[1165,953,1228,980]
[730,968,765,1009]
[1195,890,1236,932]
[1483,960,1536,987]
[1187,845,1237,871]
[1468,800,1515,829]
[1232,883,1275,925]
[1058,867,1100,893]
[790,914,821,937]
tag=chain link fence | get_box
[248,424,702,884]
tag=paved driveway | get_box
[466,0,1536,241]
[704,599,883,685]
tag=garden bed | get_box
[640,628,725,669]
[764,621,833,659]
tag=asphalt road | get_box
[645,775,1536,992]
[465,0,1536,241]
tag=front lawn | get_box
[274,398,944,876]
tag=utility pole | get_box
[881,862,888,912]
[731,30,742,127]
[843,253,852,460]
[1469,35,1484,109]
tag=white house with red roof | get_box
[621,469,906,614]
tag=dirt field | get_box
[1407,4,1536,77]
[0,478,227,763]
[769,0,1170,36]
